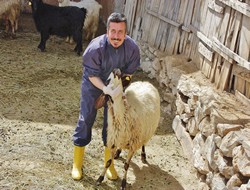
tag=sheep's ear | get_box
[113,68,121,79]
[107,72,115,83]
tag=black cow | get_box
[29,0,87,55]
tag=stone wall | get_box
[139,41,250,190]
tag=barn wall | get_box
[124,0,250,100]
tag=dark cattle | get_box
[29,0,87,55]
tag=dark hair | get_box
[107,12,127,32]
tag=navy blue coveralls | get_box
[73,34,140,147]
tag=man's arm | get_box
[89,76,105,90]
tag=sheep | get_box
[96,70,161,190]
[58,0,102,41]
[0,0,20,15]
[29,0,87,55]
[1,2,21,34]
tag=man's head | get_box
[107,13,127,48]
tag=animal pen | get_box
[1,0,249,189]
[122,0,250,101]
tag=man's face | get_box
[107,22,126,48]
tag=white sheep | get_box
[96,70,161,190]
[58,0,102,41]
[0,0,20,15]
[0,0,21,34]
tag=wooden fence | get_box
[124,0,250,100]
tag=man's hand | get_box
[103,84,122,99]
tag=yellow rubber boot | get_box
[104,147,118,180]
[72,146,85,180]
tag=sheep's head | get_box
[107,69,122,89]
[107,69,132,93]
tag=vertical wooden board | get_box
[199,0,210,32]
[184,32,194,58]
[141,13,152,42]
[190,36,200,67]
[166,0,176,18]
[229,11,242,52]
[146,0,153,10]
[149,0,161,12]
[183,0,195,32]
[238,15,250,60]
[159,22,172,52]
[224,9,238,50]
[191,0,201,27]
[235,76,246,95]
[217,5,231,43]
[207,8,228,82]
[213,6,231,88]
[179,0,195,55]
[159,0,170,16]
[208,7,224,39]
[165,26,179,54]
[202,1,214,36]
[124,0,136,35]
[189,0,202,62]
[155,26,164,49]
[140,0,152,41]
[184,0,195,57]
[231,64,250,97]
[246,81,250,98]
[215,55,222,87]
[179,32,188,54]
[175,0,189,53]
[130,0,138,35]
[176,0,188,23]
[209,54,219,82]
[165,0,181,54]
[217,60,232,91]
[202,58,211,78]
[148,16,161,47]
[199,55,205,71]
[154,0,173,49]
[132,16,142,40]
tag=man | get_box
[72,12,141,180]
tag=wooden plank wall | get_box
[124,0,250,100]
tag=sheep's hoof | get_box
[141,153,147,164]
[120,179,127,190]
[96,176,104,186]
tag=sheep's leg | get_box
[14,19,18,31]
[5,19,9,33]
[69,36,74,44]
[73,31,82,55]
[141,145,147,163]
[65,36,70,43]
[121,150,134,190]
[114,148,122,159]
[96,147,117,185]
[38,32,49,51]
[10,20,15,34]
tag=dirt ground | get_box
[0,13,199,190]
